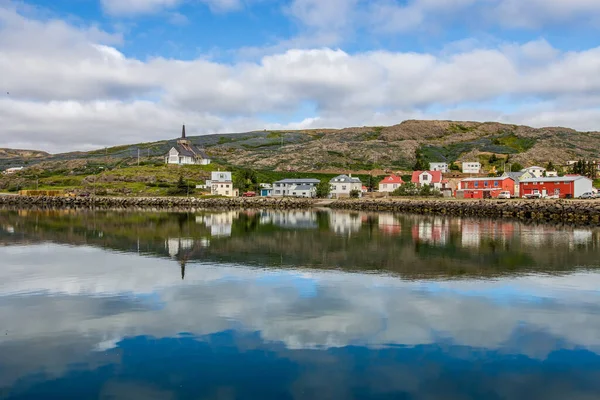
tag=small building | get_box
[460,177,515,199]
[462,162,482,174]
[259,183,273,197]
[411,171,443,189]
[205,171,238,197]
[272,178,320,197]
[520,175,593,199]
[329,175,362,198]
[546,170,558,177]
[521,166,546,178]
[2,167,24,175]
[429,162,449,173]
[165,125,211,166]
[378,174,404,193]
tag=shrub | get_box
[391,182,419,196]
[316,181,331,198]
[349,189,361,198]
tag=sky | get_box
[1,0,600,152]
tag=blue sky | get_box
[1,0,600,151]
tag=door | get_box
[542,189,547,197]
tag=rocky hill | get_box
[2,120,599,173]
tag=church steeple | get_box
[182,124,186,139]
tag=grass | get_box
[448,124,475,134]
[594,179,600,188]
[491,133,536,152]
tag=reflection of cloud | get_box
[2,244,600,358]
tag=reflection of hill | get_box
[1,210,599,278]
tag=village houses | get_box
[197,171,238,197]
[329,174,363,198]
[459,177,516,199]
[462,162,482,174]
[411,171,443,189]
[272,178,319,198]
[378,175,404,192]
[429,162,449,173]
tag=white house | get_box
[329,175,362,198]
[272,178,320,198]
[2,167,24,175]
[165,125,211,166]
[521,166,546,178]
[429,162,449,173]
[198,171,238,197]
[462,162,482,174]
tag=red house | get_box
[460,177,515,199]
[378,174,404,192]
[520,175,593,198]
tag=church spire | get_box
[182,124,186,139]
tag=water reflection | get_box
[1,210,600,398]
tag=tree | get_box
[316,181,331,198]
[450,162,460,171]
[391,182,418,196]
[349,189,361,198]
[413,148,428,171]
[489,154,498,164]
[233,169,258,192]
[366,175,381,192]
[546,161,555,171]
[168,175,192,196]
[510,162,524,172]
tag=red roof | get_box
[381,174,404,184]
[411,171,443,184]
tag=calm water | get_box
[1,209,600,400]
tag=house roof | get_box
[330,175,361,183]
[172,143,210,159]
[522,166,545,170]
[380,175,404,184]
[461,177,514,182]
[275,178,320,184]
[521,175,591,183]
[291,184,316,191]
[411,171,442,183]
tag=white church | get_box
[165,125,211,165]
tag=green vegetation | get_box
[448,124,475,134]
[491,133,536,153]
[391,183,443,197]
[364,126,384,141]
[316,181,331,198]
[510,163,524,172]
[167,175,194,196]
[349,189,361,198]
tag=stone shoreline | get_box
[1,195,599,225]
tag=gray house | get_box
[271,178,320,198]
[329,174,362,198]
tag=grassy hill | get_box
[1,120,599,195]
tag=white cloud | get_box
[100,0,182,16]
[2,4,600,151]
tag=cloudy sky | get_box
[1,0,600,152]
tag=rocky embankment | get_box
[0,195,316,210]
[1,196,599,225]
[330,198,600,225]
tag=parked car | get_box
[242,191,256,197]
[545,194,559,199]
[497,191,511,199]
[580,192,595,199]
[523,192,542,199]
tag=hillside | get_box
[1,120,599,195]
[2,120,599,172]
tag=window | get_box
[342,185,347,190]
[225,191,229,195]
[494,181,499,187]
[474,182,479,188]
[484,181,489,187]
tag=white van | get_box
[497,191,511,199]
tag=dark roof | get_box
[275,178,320,184]
[172,143,210,159]
[293,184,316,191]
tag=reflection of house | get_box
[329,175,362,198]
[411,171,443,189]
[329,213,362,235]
[378,175,404,193]
[411,219,448,245]
[165,125,211,165]
[198,211,238,237]
[378,214,401,235]
[166,237,195,257]
[272,179,319,197]
[460,177,515,199]
[261,211,318,229]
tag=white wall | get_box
[574,179,593,198]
